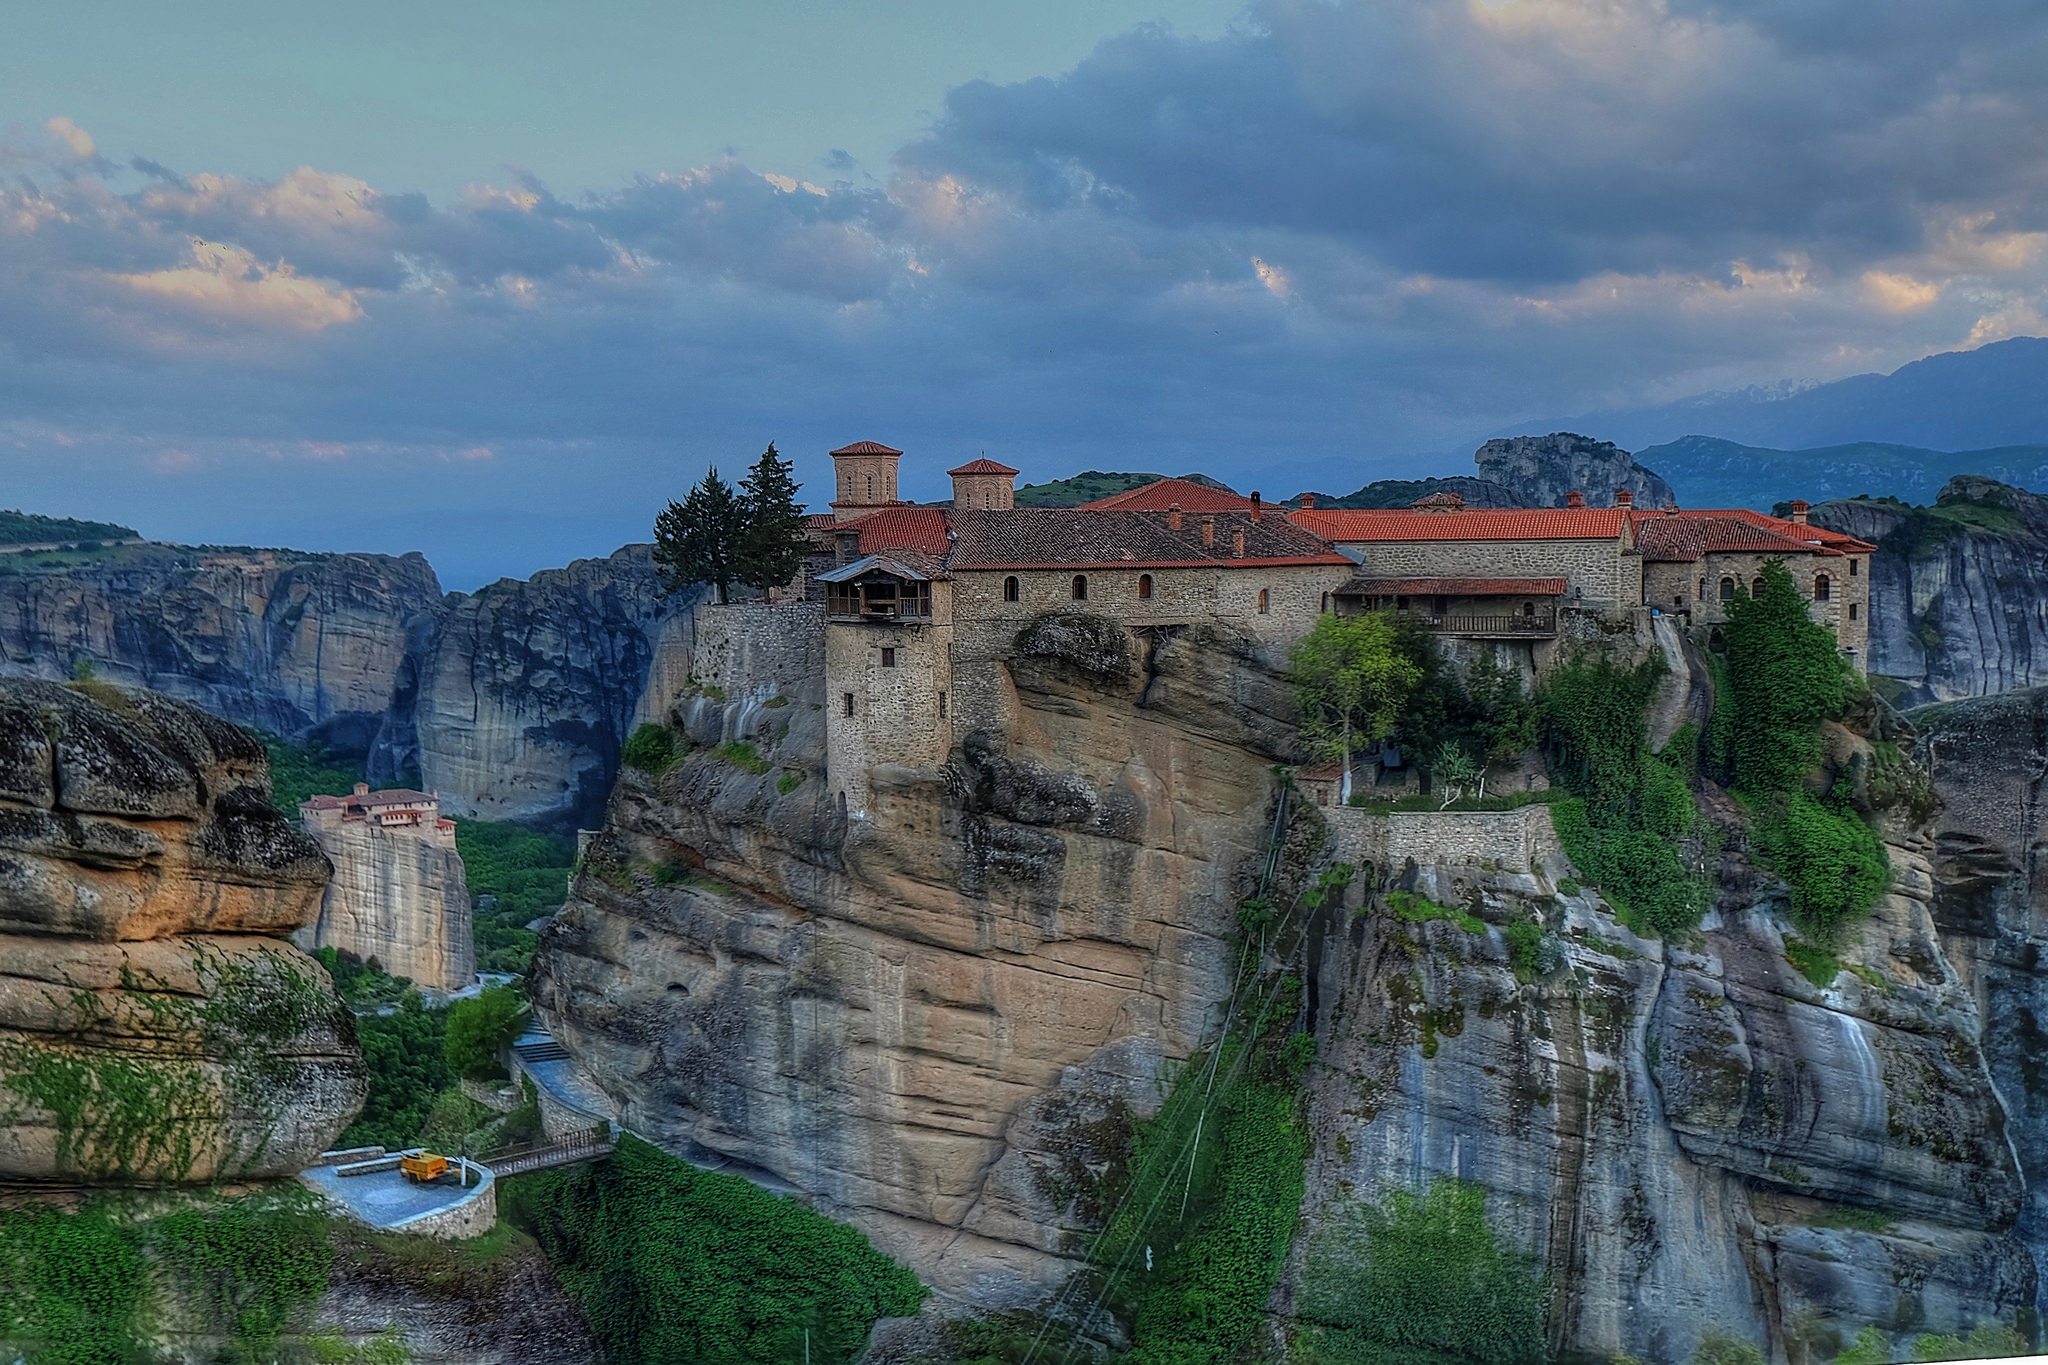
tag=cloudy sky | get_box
[4,0,2046,588]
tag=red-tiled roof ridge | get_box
[1291,506,1631,542]
[1080,477,1253,512]
[946,507,1350,569]
[359,788,435,805]
[1630,508,1876,557]
[848,506,953,556]
[948,457,1020,476]
[302,794,348,809]
[830,440,903,456]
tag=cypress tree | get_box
[736,443,810,592]
[652,467,748,604]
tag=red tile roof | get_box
[843,507,954,556]
[806,512,839,529]
[830,440,903,456]
[1291,507,1632,542]
[1630,509,1876,561]
[1345,577,1568,597]
[947,508,1350,570]
[948,458,1020,476]
[1080,477,1254,512]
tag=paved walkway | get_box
[512,1029,618,1123]
[301,1156,493,1231]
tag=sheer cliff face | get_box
[1914,688,2048,1318]
[1475,433,1678,509]
[530,604,1298,1302]
[0,681,364,1184]
[0,550,443,747]
[396,547,700,829]
[296,822,474,992]
[1812,479,2048,703]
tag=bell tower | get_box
[947,457,1019,511]
[829,440,905,523]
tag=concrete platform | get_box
[301,1154,496,1238]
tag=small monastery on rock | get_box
[800,441,1873,817]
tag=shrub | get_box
[621,722,683,774]
[1721,561,1848,794]
[1691,1329,1766,1365]
[712,741,773,775]
[443,984,527,1082]
[1913,1321,2030,1361]
[340,992,451,1150]
[1295,1179,1548,1365]
[1749,793,1891,939]
[500,1134,925,1363]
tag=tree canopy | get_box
[653,445,811,604]
[1289,612,1425,792]
[1723,559,1848,794]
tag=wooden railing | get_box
[1398,611,1558,636]
[477,1125,616,1178]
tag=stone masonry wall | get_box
[1320,803,1560,873]
[689,601,826,697]
[1339,537,1638,608]
[1643,551,1872,663]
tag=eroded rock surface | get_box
[530,605,1296,1302]
[1476,432,1678,509]
[0,680,363,1183]
[1812,478,2048,703]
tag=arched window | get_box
[1003,575,1020,603]
[1138,574,1154,600]
[1522,600,1534,617]
[1719,577,1736,602]
[1698,578,1706,601]
[865,475,874,499]
[1072,575,1088,601]
[1753,576,1767,597]
[1814,574,1831,601]
[1257,589,1270,614]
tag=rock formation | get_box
[377,546,702,829]
[534,600,2046,1360]
[1911,687,2048,1317]
[0,679,364,1184]
[296,798,475,993]
[0,548,443,749]
[530,602,1295,1303]
[1476,432,1678,509]
[1811,477,2048,703]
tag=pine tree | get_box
[736,443,810,592]
[652,467,748,604]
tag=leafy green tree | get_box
[1290,613,1425,800]
[653,467,748,604]
[1465,652,1540,764]
[339,993,451,1150]
[443,983,528,1082]
[736,443,810,592]
[1724,560,1847,794]
[1433,740,1482,807]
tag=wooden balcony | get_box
[1397,610,1557,638]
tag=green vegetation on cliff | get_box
[500,1133,926,1364]
[456,820,576,974]
[339,993,451,1151]
[1294,1179,1549,1365]
[0,1187,338,1363]
[0,509,138,546]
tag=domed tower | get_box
[829,440,904,523]
[948,457,1019,511]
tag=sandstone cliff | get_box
[533,600,2047,1361]
[378,546,702,829]
[1811,478,2048,703]
[1476,432,1678,509]
[1911,688,2048,1317]
[0,548,443,749]
[0,680,365,1183]
[530,602,1297,1303]
[296,821,475,993]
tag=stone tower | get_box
[947,457,1019,511]
[830,440,904,522]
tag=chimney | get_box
[354,782,370,796]
[1167,503,1184,531]
[1565,490,1586,509]
[1615,488,1634,509]
[1300,492,1315,510]
[1790,499,1810,525]
[1232,527,1246,558]
[1250,491,1263,523]
[1201,515,1216,548]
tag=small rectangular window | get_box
[880,647,896,667]
[1849,603,1858,621]
[843,693,855,716]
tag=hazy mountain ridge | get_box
[1645,436,2048,510]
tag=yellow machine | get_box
[399,1152,450,1184]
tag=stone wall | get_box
[387,1168,497,1241]
[1388,804,1559,870]
[1643,550,1872,663]
[296,820,474,992]
[689,601,826,697]
[1335,536,1639,609]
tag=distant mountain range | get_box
[1636,437,2048,510]
[1528,336,2048,454]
